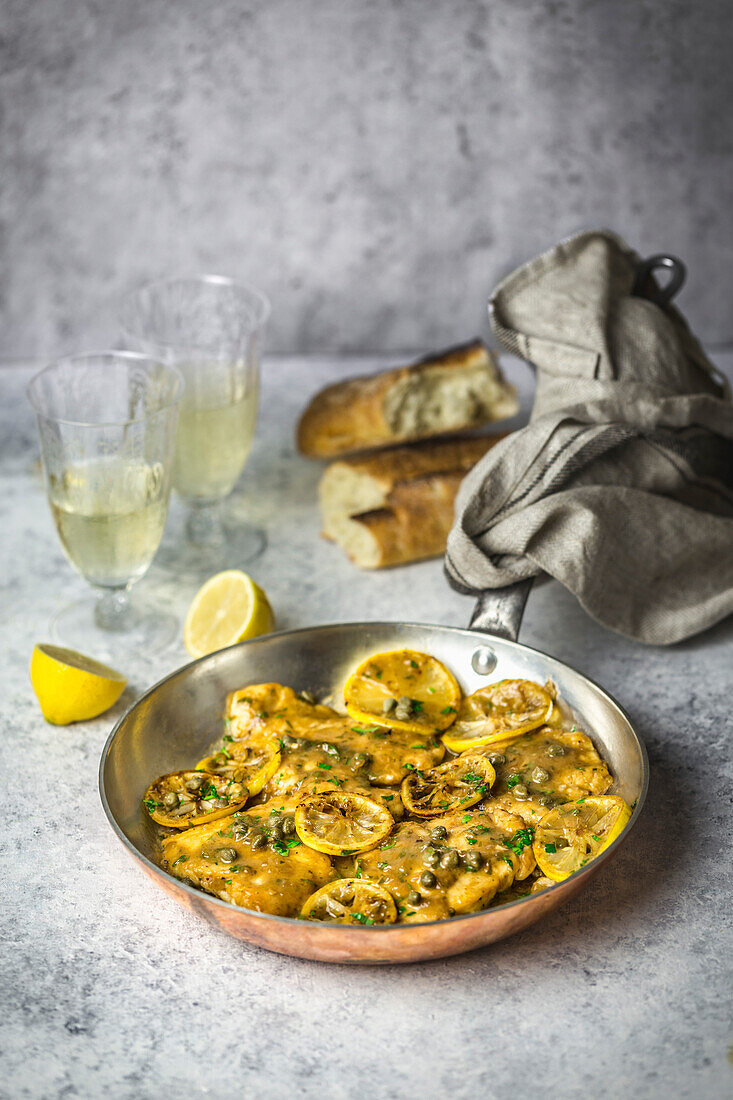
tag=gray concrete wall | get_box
[2,0,732,358]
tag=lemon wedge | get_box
[30,644,127,725]
[183,570,274,658]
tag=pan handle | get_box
[469,577,534,643]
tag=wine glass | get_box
[28,352,183,656]
[120,275,270,567]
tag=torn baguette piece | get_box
[320,435,504,568]
[298,340,517,458]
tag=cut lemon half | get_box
[401,754,496,817]
[344,649,461,733]
[183,570,274,658]
[442,679,553,751]
[533,795,632,882]
[143,770,248,828]
[301,878,397,925]
[295,791,394,856]
[30,644,127,725]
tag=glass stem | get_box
[186,499,225,547]
[95,587,134,633]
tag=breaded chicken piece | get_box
[479,725,613,825]
[225,682,444,785]
[161,800,334,917]
[357,804,534,923]
[256,737,404,817]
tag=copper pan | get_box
[99,581,648,963]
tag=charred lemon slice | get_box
[143,771,248,828]
[401,754,496,817]
[294,791,394,856]
[196,740,281,796]
[301,878,398,925]
[344,649,461,733]
[442,679,553,751]
[533,795,632,881]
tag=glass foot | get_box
[51,595,178,662]
[155,521,267,580]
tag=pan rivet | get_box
[471,646,497,676]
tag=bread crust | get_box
[297,341,516,457]
[319,433,506,568]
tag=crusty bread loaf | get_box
[320,435,504,568]
[298,340,517,458]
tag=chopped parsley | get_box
[544,842,557,854]
[502,827,534,855]
[316,762,331,770]
[441,705,457,715]
[411,700,424,713]
[506,774,522,789]
[172,855,187,866]
[462,813,472,823]
[350,912,374,925]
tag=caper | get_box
[233,825,250,842]
[350,751,368,770]
[547,743,566,757]
[251,834,267,850]
[423,847,440,868]
[218,847,237,864]
[406,890,422,906]
[488,752,506,767]
[397,695,412,709]
[464,851,484,871]
[299,690,316,705]
[512,783,529,800]
[419,870,437,889]
[537,795,554,808]
[228,784,245,801]
[439,849,459,870]
[282,816,295,836]
[185,774,204,792]
[381,697,397,714]
[162,792,179,809]
[430,825,448,843]
[531,766,550,784]
[271,821,285,840]
[170,801,194,817]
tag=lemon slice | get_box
[143,770,248,828]
[195,740,281,795]
[442,679,553,751]
[295,791,394,856]
[183,570,274,658]
[344,649,461,733]
[301,878,398,925]
[401,754,496,817]
[533,795,632,881]
[30,644,127,725]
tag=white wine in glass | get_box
[121,275,269,564]
[28,352,183,656]
[48,457,169,587]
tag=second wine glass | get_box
[121,275,270,567]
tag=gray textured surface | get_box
[1,352,732,1099]
[2,0,733,358]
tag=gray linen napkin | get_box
[445,230,733,644]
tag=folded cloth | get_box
[445,230,733,644]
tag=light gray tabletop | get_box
[1,352,731,1100]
